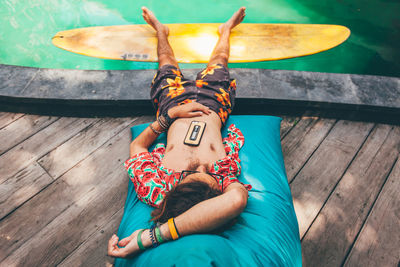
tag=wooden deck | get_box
[0,112,399,266]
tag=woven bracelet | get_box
[149,123,163,135]
[157,115,169,130]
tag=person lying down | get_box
[108,6,252,258]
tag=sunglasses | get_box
[180,170,225,191]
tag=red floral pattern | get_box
[124,124,252,208]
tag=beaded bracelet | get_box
[137,229,146,250]
[149,224,159,248]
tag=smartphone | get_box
[184,121,206,146]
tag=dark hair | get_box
[150,180,237,234]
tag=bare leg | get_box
[208,7,246,67]
[142,7,179,68]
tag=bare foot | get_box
[141,7,169,35]
[219,7,246,34]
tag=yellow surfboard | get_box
[52,23,350,63]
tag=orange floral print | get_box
[153,98,159,108]
[167,87,185,98]
[215,88,231,107]
[196,80,208,88]
[178,99,194,105]
[172,69,182,77]
[162,76,187,91]
[230,79,237,91]
[200,64,222,79]
[151,73,157,85]
[156,108,160,118]
[218,108,228,123]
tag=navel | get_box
[210,144,215,151]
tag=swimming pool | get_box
[1,0,399,77]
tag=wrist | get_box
[153,121,164,132]
[141,229,153,248]
[167,109,175,119]
[160,222,172,241]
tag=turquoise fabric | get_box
[115,115,302,266]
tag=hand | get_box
[168,102,211,119]
[107,229,144,258]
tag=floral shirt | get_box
[124,124,252,208]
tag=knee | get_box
[209,53,229,66]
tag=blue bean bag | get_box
[115,115,302,266]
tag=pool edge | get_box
[0,64,399,124]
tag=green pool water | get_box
[1,0,399,77]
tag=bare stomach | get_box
[161,111,227,171]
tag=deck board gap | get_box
[340,155,399,266]
[280,117,302,141]
[300,122,377,241]
[37,117,101,160]
[0,116,61,157]
[0,162,61,221]
[57,206,124,266]
[363,126,394,174]
[37,117,138,179]
[289,118,338,184]
[0,176,57,222]
[0,113,25,130]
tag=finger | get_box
[188,111,204,117]
[108,235,120,256]
[192,103,211,114]
[108,234,118,248]
[118,236,132,247]
[108,247,126,258]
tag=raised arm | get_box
[108,182,248,258]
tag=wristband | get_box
[168,218,180,240]
[172,218,181,237]
[155,226,164,243]
[137,229,146,250]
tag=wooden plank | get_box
[280,116,301,140]
[344,156,400,267]
[0,179,75,262]
[290,120,374,237]
[301,124,400,266]
[0,112,24,129]
[58,209,123,267]
[0,116,151,266]
[38,117,137,179]
[281,117,336,182]
[1,128,131,266]
[0,115,58,155]
[0,117,98,183]
[0,163,53,220]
